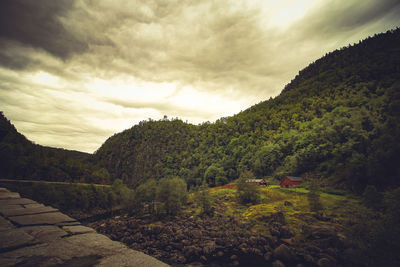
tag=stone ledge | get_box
[1,206,58,217]
[0,187,169,266]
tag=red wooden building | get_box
[280,176,302,188]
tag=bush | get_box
[347,187,400,267]
[156,177,188,216]
[195,182,214,216]
[204,165,226,186]
[307,181,323,212]
[133,179,157,214]
[236,171,260,204]
[362,185,382,209]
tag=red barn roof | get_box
[280,176,302,188]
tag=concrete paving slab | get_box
[9,212,76,226]
[0,228,36,251]
[0,187,169,267]
[0,233,168,267]
[63,225,95,235]
[57,221,81,226]
[22,225,68,243]
[1,206,58,217]
[23,203,45,208]
[0,198,37,206]
[97,249,170,267]
[0,216,16,232]
[0,192,20,199]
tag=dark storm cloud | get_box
[0,0,399,152]
[297,0,400,38]
[0,0,88,66]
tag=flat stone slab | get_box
[22,225,68,243]
[0,198,37,206]
[9,212,77,226]
[0,233,168,267]
[63,225,95,235]
[0,192,21,200]
[0,187,9,192]
[1,206,58,217]
[0,228,36,251]
[0,216,15,232]
[0,187,169,266]
[24,203,45,209]
[96,249,170,267]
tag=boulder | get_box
[270,227,280,237]
[202,241,216,254]
[272,259,286,267]
[273,244,296,262]
[200,255,207,263]
[232,260,240,266]
[309,226,336,240]
[271,212,286,225]
[264,252,272,261]
[318,257,336,267]
[183,245,201,259]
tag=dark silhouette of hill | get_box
[0,112,110,183]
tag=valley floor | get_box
[87,185,361,266]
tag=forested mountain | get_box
[0,112,110,183]
[1,28,399,192]
[95,28,400,191]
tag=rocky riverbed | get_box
[87,211,352,267]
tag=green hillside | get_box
[95,28,400,191]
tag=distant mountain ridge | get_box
[0,112,110,183]
[1,28,400,191]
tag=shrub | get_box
[195,182,214,216]
[156,177,188,216]
[307,181,323,212]
[236,171,260,204]
[362,185,382,209]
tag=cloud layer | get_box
[0,0,399,152]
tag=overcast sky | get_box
[0,0,399,153]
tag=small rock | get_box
[284,201,293,206]
[230,255,238,261]
[272,259,286,267]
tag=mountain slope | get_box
[95,28,400,191]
